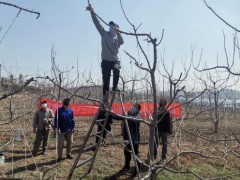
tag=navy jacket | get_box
[54,107,75,132]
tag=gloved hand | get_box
[86,5,94,12]
[114,27,120,33]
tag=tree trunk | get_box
[149,72,158,180]
[213,83,219,133]
[214,120,219,133]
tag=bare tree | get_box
[158,51,191,102]
[194,68,238,133]
[198,0,240,76]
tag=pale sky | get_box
[0,0,239,88]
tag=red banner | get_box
[39,98,182,119]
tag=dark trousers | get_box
[101,60,120,96]
[32,129,50,154]
[124,143,139,168]
[96,122,112,144]
[154,132,168,159]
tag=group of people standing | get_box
[32,97,172,176]
[95,100,172,176]
[32,98,75,162]
[32,4,172,177]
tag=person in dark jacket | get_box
[121,103,141,175]
[95,108,113,146]
[54,98,75,162]
[86,5,124,97]
[154,99,172,160]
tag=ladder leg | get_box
[88,92,116,172]
[67,101,105,179]
[67,92,116,179]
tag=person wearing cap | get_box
[32,100,54,156]
[86,5,124,97]
[54,98,75,162]
[154,99,172,161]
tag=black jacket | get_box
[157,109,172,134]
[122,111,141,144]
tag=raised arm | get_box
[86,6,105,35]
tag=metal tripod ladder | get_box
[67,91,140,179]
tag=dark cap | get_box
[159,99,167,106]
[109,21,119,28]
[62,98,70,106]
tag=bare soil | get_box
[1,109,240,179]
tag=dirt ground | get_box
[0,117,149,179]
[1,114,240,179]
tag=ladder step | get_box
[96,119,105,123]
[90,131,101,137]
[76,157,94,168]
[68,93,123,178]
[83,144,98,152]
[108,91,124,94]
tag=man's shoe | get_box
[158,158,166,165]
[32,153,37,157]
[67,155,74,159]
[121,165,130,171]
[132,168,137,177]
[162,157,166,161]
[91,146,97,151]
[100,140,107,147]
[57,158,63,162]
[112,87,120,92]
[99,143,107,147]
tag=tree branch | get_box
[0,2,40,19]
[203,0,240,33]
[0,77,35,101]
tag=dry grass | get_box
[1,95,240,179]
